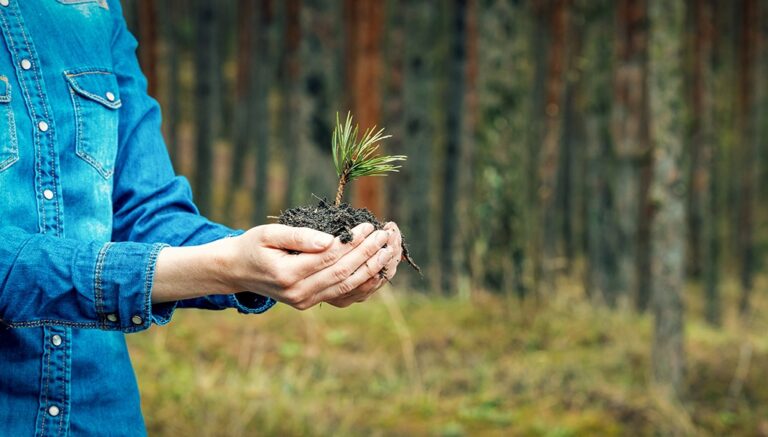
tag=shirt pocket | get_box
[64,69,122,179]
[0,75,18,173]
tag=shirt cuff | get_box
[230,292,277,314]
[92,241,168,333]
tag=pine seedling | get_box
[332,112,406,206]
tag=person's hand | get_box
[325,221,403,308]
[225,222,394,310]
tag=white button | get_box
[131,315,143,325]
[105,91,115,102]
[48,405,60,417]
[51,335,62,347]
[38,121,49,132]
[43,189,54,200]
[106,314,118,322]
[0,0,9,7]
[20,59,31,70]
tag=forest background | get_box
[120,0,768,435]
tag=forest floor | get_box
[128,276,768,436]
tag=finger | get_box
[327,275,384,308]
[313,246,393,304]
[304,229,390,293]
[288,222,375,277]
[383,224,402,279]
[261,224,335,253]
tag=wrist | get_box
[206,236,243,293]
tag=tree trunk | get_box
[137,0,159,98]
[225,0,255,223]
[404,0,437,289]
[281,0,304,208]
[439,0,468,294]
[736,0,759,315]
[612,0,649,306]
[583,0,618,306]
[383,0,406,224]
[345,0,385,214]
[194,0,216,216]
[252,0,274,223]
[690,0,720,325]
[649,0,686,400]
[537,0,569,292]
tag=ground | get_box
[127,277,768,436]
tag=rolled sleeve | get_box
[91,242,169,332]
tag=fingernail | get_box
[314,234,333,249]
[378,248,392,263]
[376,230,389,245]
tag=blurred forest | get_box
[120,0,768,435]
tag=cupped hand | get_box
[324,221,403,308]
[226,222,395,310]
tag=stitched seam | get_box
[0,106,18,171]
[142,244,167,330]
[41,333,51,437]
[0,10,47,233]
[94,243,113,328]
[6,320,100,329]
[66,78,116,179]
[15,3,63,237]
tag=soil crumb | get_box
[276,198,422,275]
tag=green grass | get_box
[127,280,768,436]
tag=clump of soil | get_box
[276,198,421,275]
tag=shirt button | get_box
[48,405,60,417]
[51,335,62,347]
[38,120,49,132]
[43,189,54,200]
[20,59,31,70]
[0,0,9,7]
[106,313,118,322]
[131,315,143,325]
[105,91,115,102]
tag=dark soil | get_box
[275,198,421,275]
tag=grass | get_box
[127,278,768,436]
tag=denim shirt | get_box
[0,1,275,435]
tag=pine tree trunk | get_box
[252,0,274,223]
[194,0,216,216]
[439,0,468,294]
[690,0,720,326]
[225,0,255,223]
[345,0,385,214]
[612,0,649,305]
[583,0,617,305]
[383,0,406,224]
[537,0,568,291]
[649,0,686,399]
[736,0,759,316]
[137,0,158,98]
[282,0,304,208]
[404,0,437,290]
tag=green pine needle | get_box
[332,111,405,180]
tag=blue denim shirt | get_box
[0,1,275,435]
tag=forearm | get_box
[152,238,239,303]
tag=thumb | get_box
[261,224,334,253]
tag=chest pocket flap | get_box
[64,70,121,109]
[64,69,121,179]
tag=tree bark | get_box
[194,0,217,216]
[612,0,649,306]
[649,0,686,400]
[281,0,304,208]
[736,0,759,315]
[439,0,469,294]
[345,0,385,215]
[252,0,274,223]
[537,0,569,292]
[404,0,437,290]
